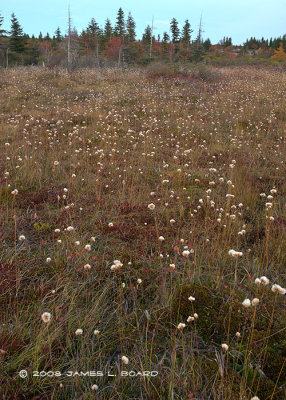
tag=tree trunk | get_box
[118,46,122,68]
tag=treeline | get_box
[0,8,286,68]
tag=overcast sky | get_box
[1,0,286,45]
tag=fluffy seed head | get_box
[41,312,51,323]
[252,298,260,306]
[260,276,269,285]
[242,299,251,308]
[122,356,129,365]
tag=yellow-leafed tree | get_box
[271,42,286,60]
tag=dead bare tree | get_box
[67,6,72,72]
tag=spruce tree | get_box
[142,25,152,45]
[87,18,100,35]
[10,13,25,53]
[193,16,204,61]
[203,38,211,51]
[115,8,125,37]
[162,32,170,56]
[55,27,62,42]
[104,19,113,41]
[126,12,136,42]
[170,18,180,43]
[162,32,170,43]
[181,20,193,43]
[0,11,5,36]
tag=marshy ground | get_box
[0,66,285,399]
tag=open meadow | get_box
[0,65,285,399]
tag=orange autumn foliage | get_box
[271,42,286,60]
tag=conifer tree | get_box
[203,38,211,51]
[162,32,170,43]
[0,11,5,36]
[170,18,180,43]
[271,42,286,60]
[10,13,25,53]
[142,25,152,45]
[181,19,193,43]
[104,19,113,41]
[55,27,62,42]
[87,18,101,35]
[115,8,125,37]
[126,12,136,42]
[86,17,102,63]
[162,32,170,56]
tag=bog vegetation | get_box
[0,65,285,399]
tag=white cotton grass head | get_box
[121,355,129,365]
[75,329,83,336]
[93,330,100,336]
[148,203,155,210]
[188,296,195,302]
[221,343,229,351]
[271,284,286,295]
[46,257,51,263]
[187,316,195,322]
[19,235,26,241]
[235,332,241,338]
[84,264,91,270]
[250,397,260,400]
[254,278,261,285]
[111,259,123,271]
[177,323,186,330]
[228,249,243,257]
[41,312,51,323]
[242,299,251,308]
[260,276,269,285]
[252,298,260,306]
[182,250,190,257]
[91,384,98,391]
